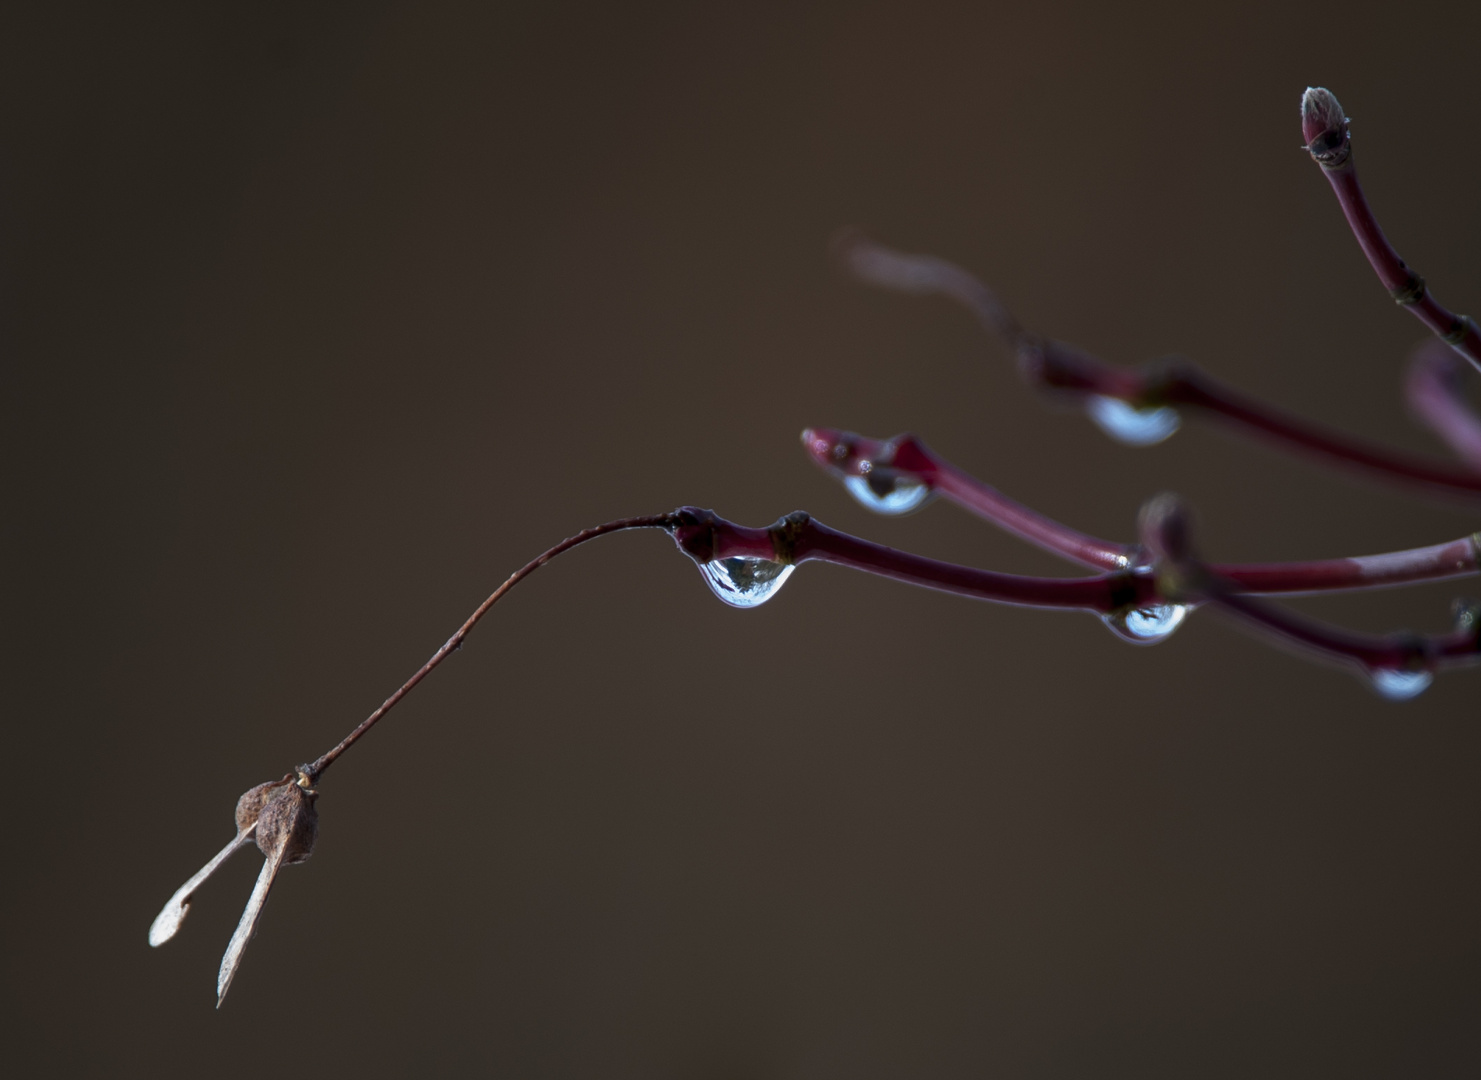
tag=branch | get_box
[1140,494,1481,699]
[1301,87,1481,373]
[802,426,1136,571]
[834,225,1027,346]
[802,426,1480,594]
[667,506,1155,613]
[836,230,1481,499]
[307,514,677,779]
[1406,338,1481,472]
[316,506,1168,780]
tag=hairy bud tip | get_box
[1301,87,1350,167]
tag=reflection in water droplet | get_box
[1086,396,1181,446]
[843,473,932,516]
[698,557,795,608]
[1102,603,1188,645]
[1368,667,1433,701]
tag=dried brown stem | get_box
[306,514,677,780]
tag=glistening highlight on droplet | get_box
[1101,603,1188,645]
[698,557,795,608]
[843,473,932,516]
[1367,666,1433,701]
[1086,396,1181,446]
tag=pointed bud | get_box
[1301,87,1350,168]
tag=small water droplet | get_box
[843,472,932,516]
[698,557,795,608]
[1086,396,1181,446]
[1102,603,1188,645]
[1368,667,1433,701]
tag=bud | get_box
[1301,87,1350,168]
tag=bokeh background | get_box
[6,1,1481,1075]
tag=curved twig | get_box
[835,230,1481,500]
[1301,87,1481,373]
[802,427,1480,593]
[1406,338,1481,472]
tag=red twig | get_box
[836,230,1481,499]
[834,225,1027,346]
[1406,338,1481,472]
[157,84,1481,1011]
[667,506,1156,612]
[1301,87,1481,373]
[1140,495,1481,696]
[802,426,1480,594]
[802,427,1135,570]
[313,505,1170,781]
[1199,588,1477,674]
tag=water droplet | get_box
[1368,667,1433,701]
[1086,396,1181,446]
[843,472,932,516]
[698,557,795,608]
[1102,603,1188,645]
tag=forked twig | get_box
[801,426,1480,593]
[1139,494,1481,699]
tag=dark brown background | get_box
[5,1,1481,1075]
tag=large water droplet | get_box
[1102,603,1188,645]
[843,472,932,516]
[698,557,795,608]
[1086,396,1181,446]
[1368,667,1433,701]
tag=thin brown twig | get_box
[307,514,678,780]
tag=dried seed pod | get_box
[234,777,289,835]
[254,769,318,865]
[148,774,293,948]
[217,768,321,1005]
